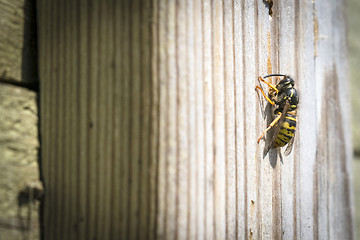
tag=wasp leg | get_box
[255,86,275,105]
[257,113,282,143]
[258,76,279,93]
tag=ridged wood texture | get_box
[37,0,353,239]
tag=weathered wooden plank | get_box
[242,1,259,239]
[256,1,273,239]
[233,1,246,239]
[193,1,206,239]
[138,1,152,239]
[223,1,236,239]
[176,1,189,239]
[77,1,90,238]
[312,2,333,240]
[111,1,123,238]
[149,0,160,239]
[314,1,354,239]
[37,0,353,239]
[278,1,297,239]
[0,83,40,239]
[185,1,197,239]
[202,1,215,239]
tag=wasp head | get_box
[276,76,294,92]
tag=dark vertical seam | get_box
[137,0,144,238]
[60,1,67,237]
[52,2,59,238]
[45,2,50,239]
[26,2,43,235]
[163,0,170,237]
[100,2,109,234]
[47,1,54,239]
[97,1,105,237]
[240,0,248,238]
[144,0,153,238]
[109,0,115,238]
[94,0,102,237]
[75,0,82,238]
[66,0,73,237]
[53,3,60,238]
[110,0,117,238]
[153,0,161,237]
[44,1,50,240]
[85,0,93,239]
[104,1,111,236]
[146,0,155,237]
[146,0,151,235]
[59,1,66,238]
[68,0,75,236]
[127,0,134,238]
[54,1,61,238]
[35,13,44,240]
[232,0,238,239]
[105,0,112,237]
[222,1,228,239]
[120,1,127,238]
[71,1,80,239]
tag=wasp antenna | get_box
[263,74,287,79]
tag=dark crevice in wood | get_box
[153,0,160,238]
[0,78,39,91]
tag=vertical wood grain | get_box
[37,0,353,239]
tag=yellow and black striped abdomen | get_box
[273,111,296,148]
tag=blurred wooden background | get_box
[349,0,360,238]
[36,0,353,239]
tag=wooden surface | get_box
[37,0,353,239]
[0,0,40,239]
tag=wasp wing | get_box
[263,101,290,157]
[284,130,295,156]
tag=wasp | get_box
[255,74,299,156]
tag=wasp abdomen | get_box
[273,111,297,148]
